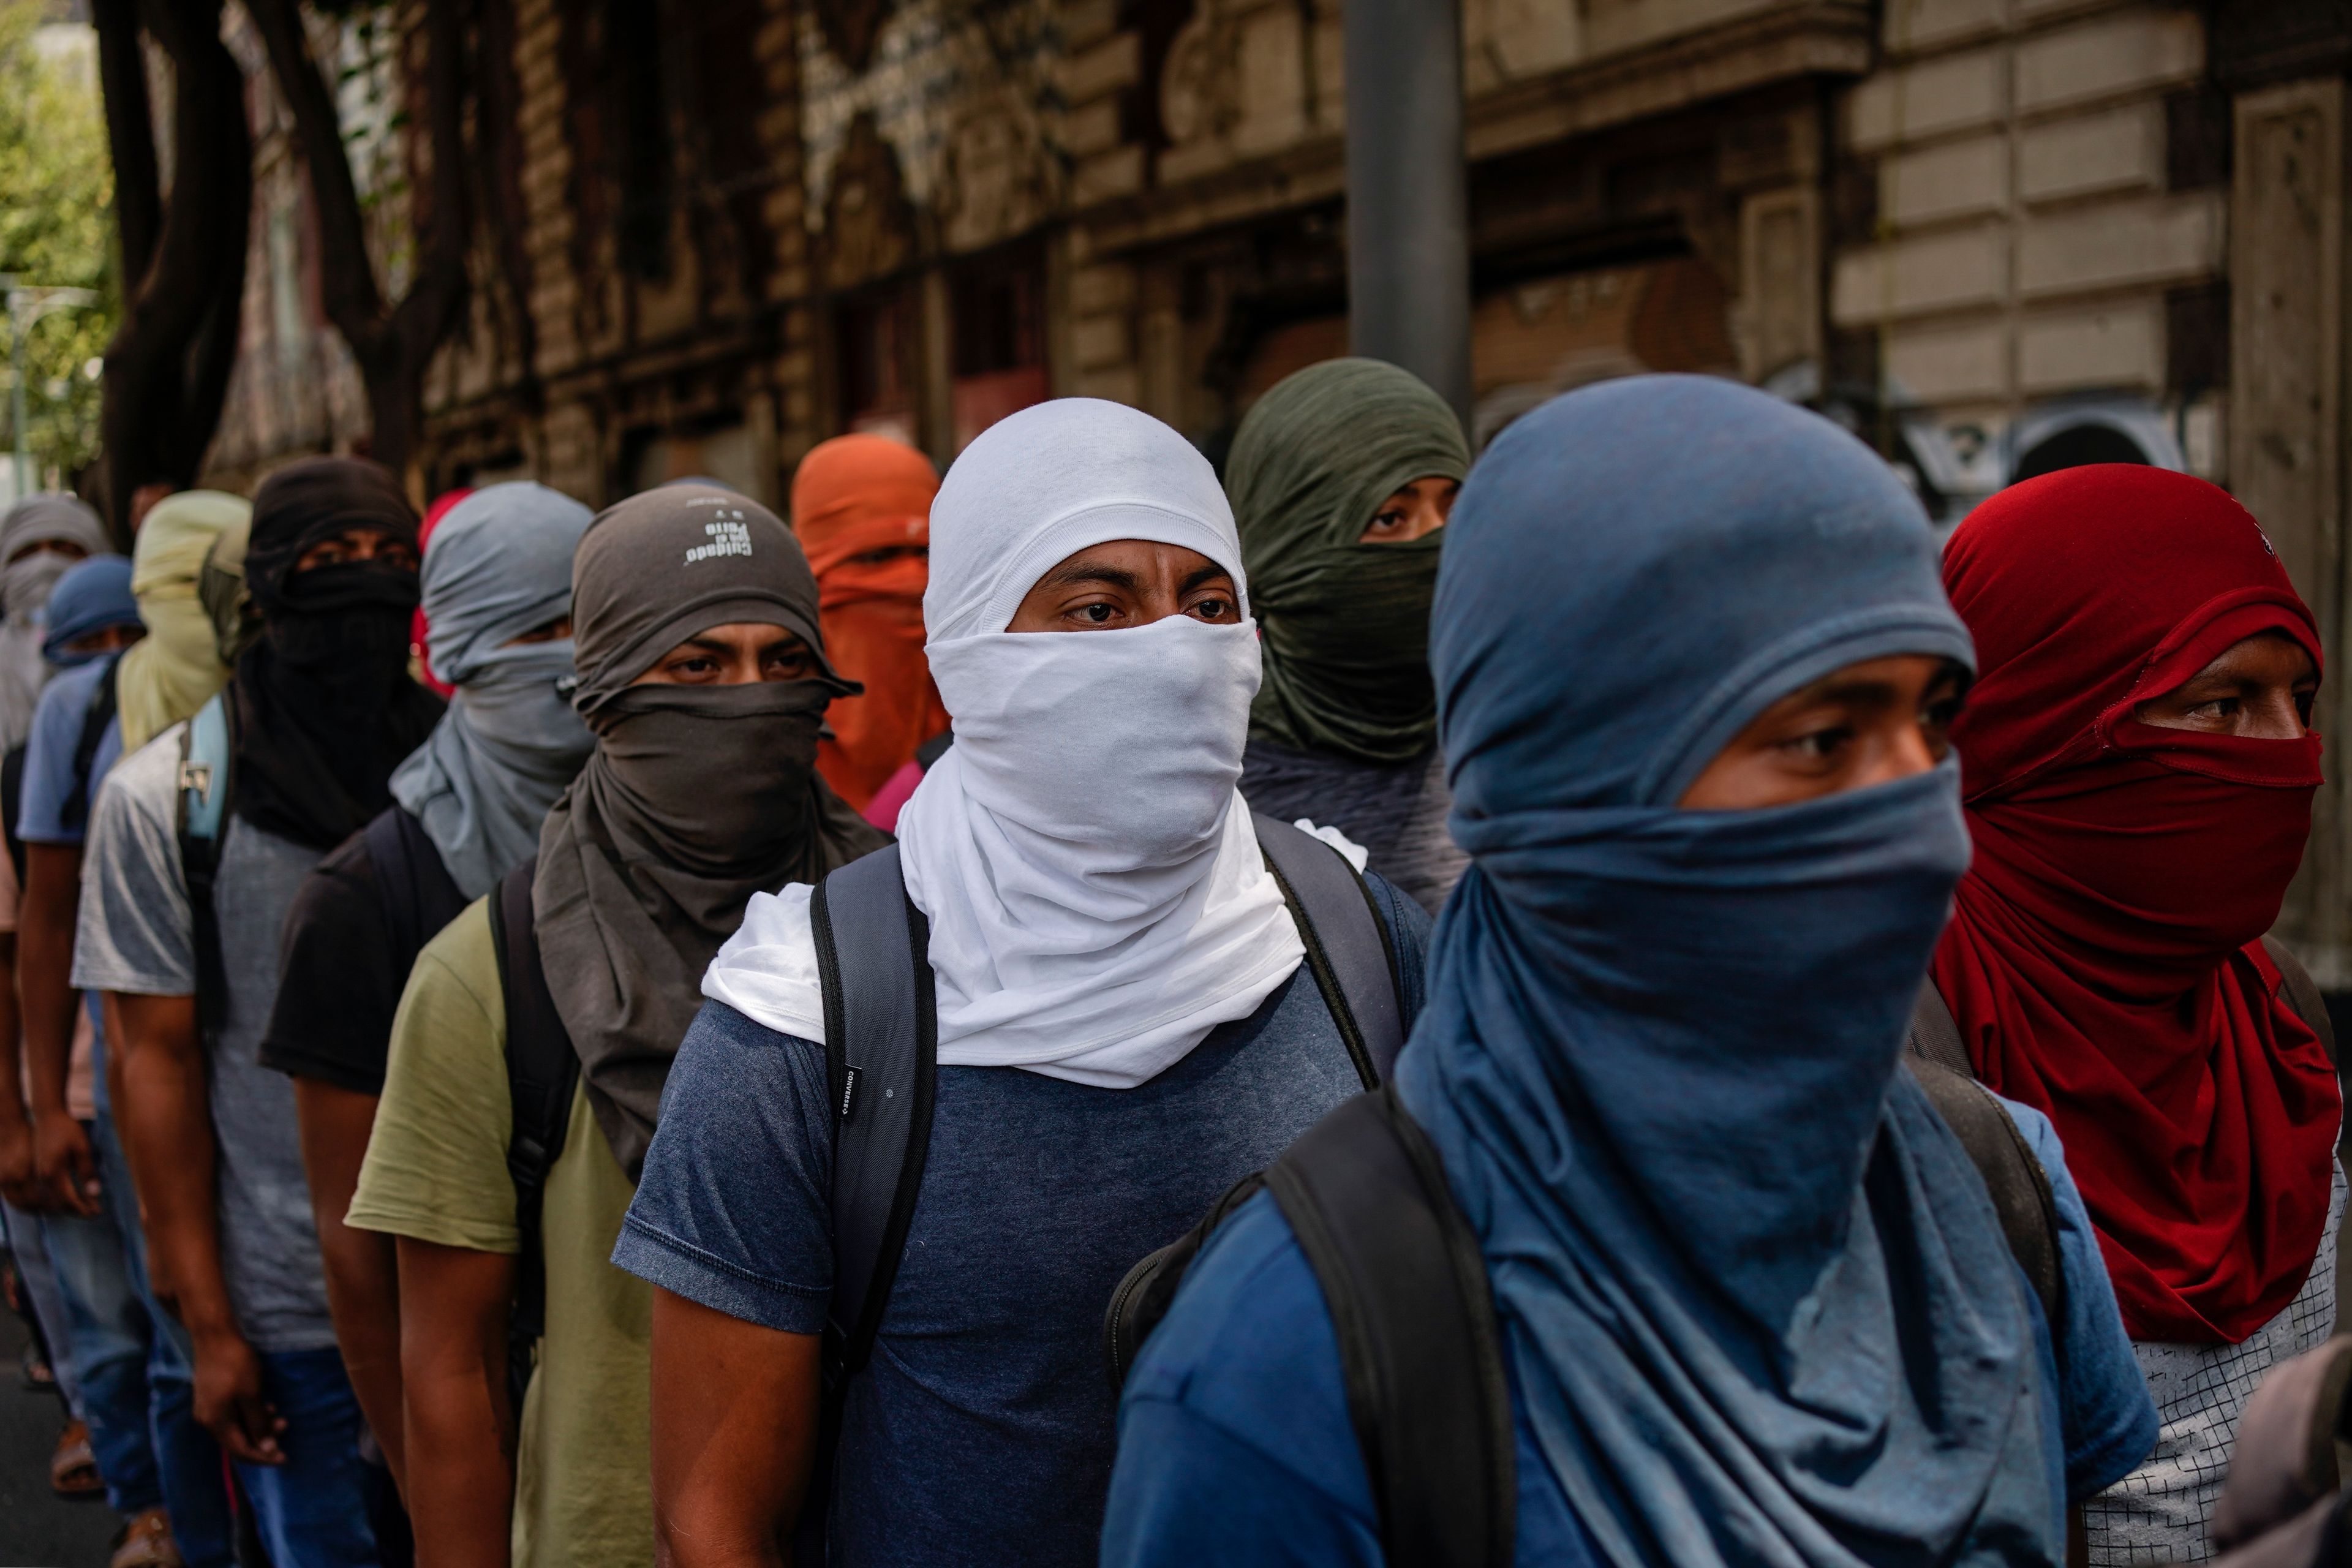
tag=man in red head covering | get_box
[790,435,947,816]
[1932,463,2343,1562]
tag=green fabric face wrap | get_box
[1227,357,1471,763]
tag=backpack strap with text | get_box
[486,855,579,1413]
[175,695,235,1032]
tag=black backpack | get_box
[1098,1000,2111,1568]
[0,651,123,884]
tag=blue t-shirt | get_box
[18,654,126,1090]
[18,653,124,847]
[1100,1093,2157,1567]
[616,873,1431,1568]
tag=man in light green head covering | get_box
[1228,356,1471,910]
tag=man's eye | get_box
[1077,603,1116,624]
[1189,598,1233,620]
[1780,726,1851,763]
[1369,511,1404,532]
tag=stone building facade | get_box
[381,0,2352,978]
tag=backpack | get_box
[1100,1011,2116,1568]
[0,652,124,884]
[175,694,236,1031]
[357,807,468,979]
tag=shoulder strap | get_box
[489,856,578,1412]
[1904,978,1971,1076]
[809,844,937,1383]
[1251,812,1406,1087]
[51,654,121,834]
[1265,1085,1514,1568]
[1,745,25,888]
[1904,1057,2067,1334]
[175,695,234,1032]
[363,809,469,973]
[2262,935,2337,1069]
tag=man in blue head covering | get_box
[1101,376,2158,1568]
[259,480,593,1496]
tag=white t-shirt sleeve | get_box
[72,729,196,997]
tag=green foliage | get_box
[0,2,118,486]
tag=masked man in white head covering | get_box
[614,399,1435,1568]
[0,492,112,753]
[259,481,593,1493]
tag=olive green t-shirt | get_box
[347,899,651,1568]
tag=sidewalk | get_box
[0,1306,121,1568]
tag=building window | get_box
[837,286,918,446]
[951,242,1049,451]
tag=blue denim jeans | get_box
[88,1108,237,1567]
[2,1194,83,1418]
[234,1346,395,1568]
[39,1179,163,1515]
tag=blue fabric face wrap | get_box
[41,556,138,666]
[391,482,596,900]
[1399,375,2060,1567]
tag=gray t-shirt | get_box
[72,722,337,1353]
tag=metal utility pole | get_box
[1,279,99,502]
[1344,0,1473,427]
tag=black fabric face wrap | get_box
[533,483,889,1177]
[230,458,443,851]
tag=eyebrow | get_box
[1038,560,1143,594]
[1180,564,1234,596]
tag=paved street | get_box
[0,1306,120,1568]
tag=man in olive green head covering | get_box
[1229,356,1469,910]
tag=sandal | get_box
[20,1339,55,1391]
[50,1418,104,1498]
[110,1507,184,1568]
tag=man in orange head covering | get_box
[791,434,948,815]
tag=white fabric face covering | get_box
[705,398,1304,1087]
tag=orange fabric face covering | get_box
[791,434,948,811]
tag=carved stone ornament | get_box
[813,0,894,74]
[821,111,919,291]
[936,91,1059,254]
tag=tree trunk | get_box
[246,0,472,481]
[93,0,252,544]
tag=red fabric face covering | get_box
[1933,464,2340,1345]
[790,434,949,812]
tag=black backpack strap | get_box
[1904,979,1971,1076]
[809,844,937,1381]
[51,653,121,834]
[1905,1057,2067,1335]
[914,730,954,771]
[2262,935,2337,1069]
[1265,1086,1515,1568]
[1251,812,1406,1087]
[488,856,578,1413]
[363,808,469,969]
[1,744,26,889]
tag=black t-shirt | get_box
[260,807,467,1096]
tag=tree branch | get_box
[90,0,158,290]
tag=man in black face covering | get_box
[74,456,435,1566]
[344,484,884,1567]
